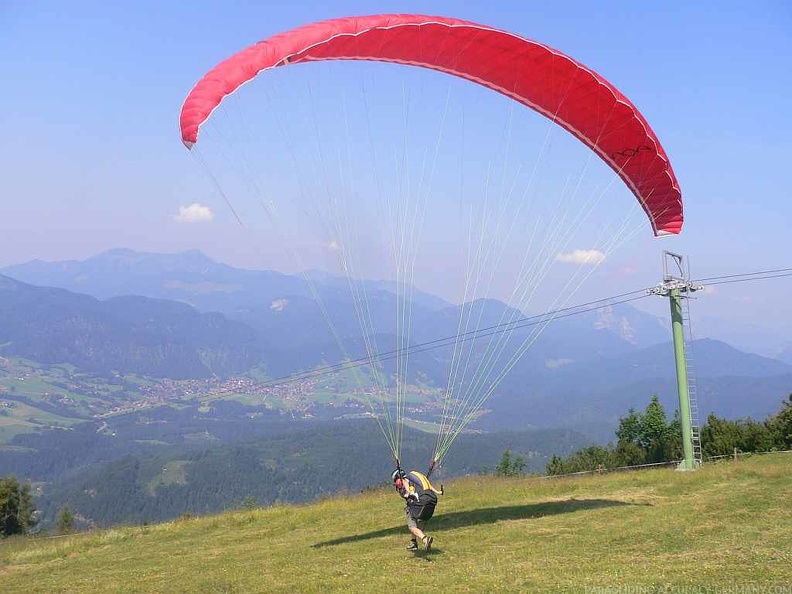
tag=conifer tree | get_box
[0,476,36,536]
[57,506,75,534]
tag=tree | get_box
[612,439,645,467]
[545,445,613,475]
[767,394,792,449]
[647,408,683,463]
[0,476,36,536]
[701,413,738,457]
[495,449,526,477]
[740,418,776,453]
[615,408,642,444]
[56,506,74,534]
[671,411,684,457]
[546,455,565,476]
[640,396,670,449]
[700,413,775,458]
[614,396,681,463]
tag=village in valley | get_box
[0,355,441,437]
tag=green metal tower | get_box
[647,251,703,470]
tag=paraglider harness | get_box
[411,486,438,521]
[393,464,440,522]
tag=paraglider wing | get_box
[180,14,682,236]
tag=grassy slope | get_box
[1,454,790,593]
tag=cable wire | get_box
[245,262,792,392]
[692,267,792,283]
[694,270,792,286]
[257,291,650,389]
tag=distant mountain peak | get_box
[594,305,637,344]
[91,248,215,264]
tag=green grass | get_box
[146,460,190,495]
[0,423,37,442]
[0,400,79,441]
[1,454,789,593]
[0,357,150,441]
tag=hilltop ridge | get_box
[1,453,789,593]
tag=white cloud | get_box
[556,249,606,265]
[545,358,574,369]
[174,203,214,223]
[270,298,289,312]
[327,240,341,251]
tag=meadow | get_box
[1,453,789,593]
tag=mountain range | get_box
[2,248,790,529]
[0,274,259,378]
[2,249,790,432]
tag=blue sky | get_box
[2,1,791,346]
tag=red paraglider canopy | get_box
[180,14,683,236]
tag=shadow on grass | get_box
[312,498,643,548]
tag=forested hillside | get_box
[30,420,589,528]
